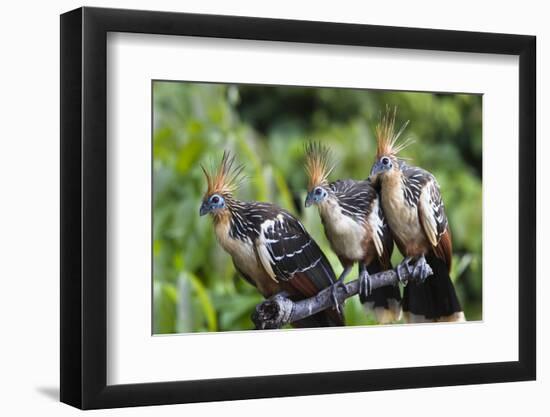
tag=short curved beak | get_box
[304,193,313,208]
[199,202,209,216]
[369,163,381,182]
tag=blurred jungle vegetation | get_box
[153,81,482,334]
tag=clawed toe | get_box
[411,255,433,283]
[359,270,371,299]
[331,278,347,315]
[397,255,433,284]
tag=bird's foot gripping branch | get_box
[252,257,433,330]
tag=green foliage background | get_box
[153,81,482,334]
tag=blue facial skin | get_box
[199,193,226,216]
[369,156,393,181]
[305,186,328,208]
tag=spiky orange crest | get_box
[375,106,413,159]
[304,142,335,191]
[201,151,245,197]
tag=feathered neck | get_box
[211,195,241,225]
[316,194,340,218]
[380,168,403,188]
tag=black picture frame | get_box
[60,6,536,410]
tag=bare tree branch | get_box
[252,257,432,329]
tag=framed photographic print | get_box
[60,6,536,409]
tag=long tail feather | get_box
[402,254,465,322]
[360,260,402,324]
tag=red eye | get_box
[212,196,219,204]
[381,157,390,165]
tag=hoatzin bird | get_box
[200,151,344,328]
[304,143,402,323]
[369,108,465,322]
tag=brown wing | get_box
[432,228,452,272]
[418,177,452,271]
[254,210,343,326]
[370,197,394,269]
